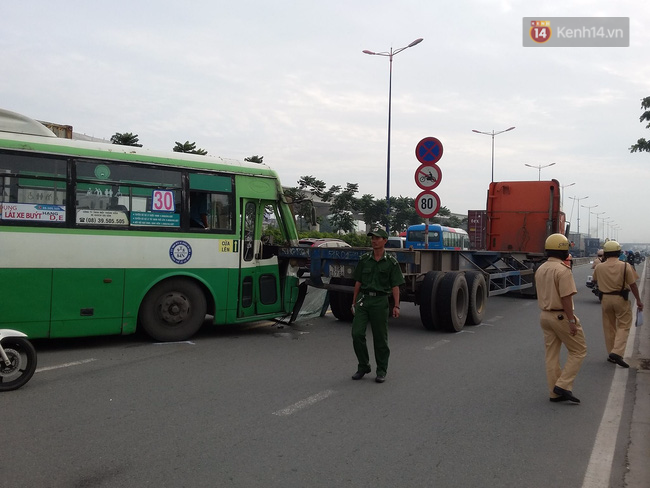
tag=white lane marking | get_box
[582,325,636,488]
[36,358,97,373]
[424,339,450,350]
[485,315,504,323]
[273,389,335,416]
[582,263,645,488]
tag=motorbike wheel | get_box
[0,337,37,391]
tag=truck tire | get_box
[437,271,469,332]
[419,271,444,330]
[329,278,354,322]
[465,271,487,325]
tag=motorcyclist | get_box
[592,249,604,269]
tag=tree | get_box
[173,141,207,155]
[630,96,650,153]
[390,196,420,234]
[357,194,386,231]
[323,183,359,234]
[245,155,264,164]
[285,176,327,230]
[110,132,142,147]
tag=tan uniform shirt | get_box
[535,257,577,311]
[592,257,638,293]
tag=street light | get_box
[594,211,606,242]
[472,126,516,182]
[581,204,598,237]
[524,162,556,180]
[560,182,575,209]
[568,195,588,235]
[602,217,611,240]
[363,37,424,234]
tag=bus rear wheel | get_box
[140,278,207,341]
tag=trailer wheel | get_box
[465,271,487,325]
[419,271,444,330]
[437,271,469,332]
[329,278,354,322]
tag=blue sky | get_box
[2,1,649,241]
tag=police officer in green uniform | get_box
[351,229,405,383]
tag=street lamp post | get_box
[472,126,516,182]
[602,217,611,240]
[581,204,598,237]
[524,162,556,180]
[568,195,588,235]
[594,211,605,242]
[560,182,575,209]
[363,37,423,234]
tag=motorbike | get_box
[586,275,602,302]
[0,329,37,391]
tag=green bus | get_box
[0,108,302,341]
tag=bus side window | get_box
[189,191,233,231]
[190,191,209,228]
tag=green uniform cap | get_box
[367,229,388,239]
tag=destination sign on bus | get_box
[1,203,65,222]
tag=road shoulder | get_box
[625,260,649,488]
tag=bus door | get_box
[238,199,282,318]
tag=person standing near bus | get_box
[535,234,587,404]
[592,240,643,368]
[350,229,404,383]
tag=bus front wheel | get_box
[140,278,207,342]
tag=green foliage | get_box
[325,182,359,233]
[261,226,287,245]
[284,175,328,230]
[110,132,142,147]
[288,174,468,236]
[358,194,387,229]
[630,96,650,153]
[173,141,207,155]
[389,196,419,233]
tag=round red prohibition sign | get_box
[415,137,443,165]
[415,190,441,219]
[414,163,442,190]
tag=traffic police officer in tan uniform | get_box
[592,240,643,368]
[535,234,587,404]
[351,229,405,383]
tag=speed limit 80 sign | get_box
[415,190,441,219]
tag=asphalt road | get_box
[2,262,642,488]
